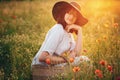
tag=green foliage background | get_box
[0,0,120,80]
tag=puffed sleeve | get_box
[41,24,64,55]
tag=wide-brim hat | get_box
[52,1,88,26]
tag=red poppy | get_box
[103,36,107,40]
[45,58,51,65]
[95,69,103,78]
[99,60,106,66]
[11,15,17,19]
[83,49,87,53]
[107,65,113,72]
[0,19,3,23]
[97,73,103,78]
[113,23,118,28]
[95,69,101,74]
[69,58,74,63]
[96,39,101,43]
[73,66,80,72]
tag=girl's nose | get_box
[69,14,74,19]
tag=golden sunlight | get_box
[85,0,120,14]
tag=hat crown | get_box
[70,2,81,11]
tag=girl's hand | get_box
[69,52,76,58]
[69,50,81,58]
[66,24,82,32]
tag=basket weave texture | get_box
[32,64,67,80]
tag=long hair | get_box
[56,8,70,29]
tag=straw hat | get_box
[52,1,88,26]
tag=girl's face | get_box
[64,9,77,25]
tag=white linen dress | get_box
[31,24,89,66]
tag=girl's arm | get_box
[74,28,82,55]
[67,24,83,58]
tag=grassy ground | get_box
[0,0,120,80]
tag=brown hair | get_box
[56,7,70,29]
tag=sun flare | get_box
[85,0,120,14]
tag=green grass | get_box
[0,0,120,80]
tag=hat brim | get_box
[52,1,88,26]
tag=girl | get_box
[32,1,89,66]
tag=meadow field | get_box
[0,0,120,80]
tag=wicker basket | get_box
[32,64,67,80]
